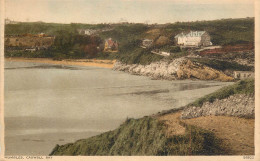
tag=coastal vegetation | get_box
[189,78,254,107]
[50,116,224,156]
[50,78,254,156]
[5,18,254,66]
[190,58,254,72]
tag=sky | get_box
[5,0,255,24]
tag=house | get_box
[160,51,170,56]
[77,29,97,35]
[233,71,254,80]
[104,38,118,52]
[5,18,18,24]
[175,31,212,47]
[38,33,46,37]
[142,39,153,48]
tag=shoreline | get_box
[5,57,116,69]
[49,79,254,155]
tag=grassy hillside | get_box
[5,22,110,36]
[163,18,254,45]
[5,18,254,65]
[189,78,254,107]
[50,116,225,156]
[190,58,254,72]
[5,18,254,45]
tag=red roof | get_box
[106,38,118,47]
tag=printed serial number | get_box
[243,156,254,159]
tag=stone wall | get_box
[181,94,255,119]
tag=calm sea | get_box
[4,61,233,155]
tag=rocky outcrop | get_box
[181,94,255,119]
[113,58,233,81]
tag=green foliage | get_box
[118,48,163,65]
[50,116,224,156]
[5,30,103,59]
[5,18,254,63]
[164,18,254,45]
[5,22,109,35]
[189,79,254,107]
[170,46,181,53]
[5,49,55,58]
[190,58,254,71]
[163,123,225,155]
[158,45,181,53]
[99,24,148,41]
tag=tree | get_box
[83,44,98,58]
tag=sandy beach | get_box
[5,57,116,68]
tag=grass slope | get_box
[50,117,224,156]
[190,58,254,72]
[189,79,254,107]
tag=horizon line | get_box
[5,16,255,25]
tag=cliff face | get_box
[113,58,233,81]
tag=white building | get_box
[175,31,212,47]
[77,29,97,35]
[142,39,153,48]
[233,71,254,80]
[5,18,18,24]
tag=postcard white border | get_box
[0,0,259,160]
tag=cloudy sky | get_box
[5,0,255,24]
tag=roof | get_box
[105,38,118,47]
[143,39,153,42]
[175,31,206,38]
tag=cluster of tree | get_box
[5,22,111,36]
[52,30,102,59]
[163,18,254,45]
[5,18,254,62]
[5,30,103,59]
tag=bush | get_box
[170,46,181,53]
[118,48,163,65]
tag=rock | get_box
[181,94,255,119]
[113,58,233,81]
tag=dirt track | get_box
[159,112,254,155]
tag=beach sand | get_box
[5,57,116,68]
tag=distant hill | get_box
[5,18,254,46]
[4,18,254,65]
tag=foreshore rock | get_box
[113,58,233,81]
[181,94,255,119]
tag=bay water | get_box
[4,61,233,155]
